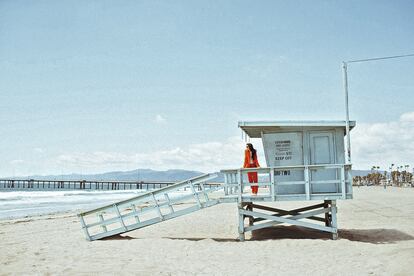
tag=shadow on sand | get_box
[250,225,414,244]
[338,228,414,244]
[100,234,136,240]
[100,234,238,242]
[100,226,414,244]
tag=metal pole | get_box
[342,62,351,164]
[341,53,414,165]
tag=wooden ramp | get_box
[78,173,225,241]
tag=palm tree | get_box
[388,166,392,183]
[404,165,410,183]
[366,166,384,186]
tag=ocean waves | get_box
[0,190,147,220]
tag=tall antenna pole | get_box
[342,61,351,164]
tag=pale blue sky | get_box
[1,1,413,176]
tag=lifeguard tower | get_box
[78,120,355,241]
[222,120,355,240]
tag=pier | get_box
[0,179,221,191]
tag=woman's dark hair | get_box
[246,143,257,160]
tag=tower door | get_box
[309,132,337,193]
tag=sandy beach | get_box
[1,186,413,275]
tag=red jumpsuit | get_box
[243,149,260,194]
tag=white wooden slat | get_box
[151,193,164,220]
[131,204,140,223]
[199,182,210,202]
[164,193,174,214]
[276,181,306,185]
[237,170,243,203]
[238,205,245,241]
[113,204,127,231]
[347,166,353,195]
[78,215,92,241]
[310,180,341,184]
[270,168,275,199]
[331,200,338,231]
[304,166,310,200]
[340,166,346,199]
[189,182,202,207]
[98,214,107,232]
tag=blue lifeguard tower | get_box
[222,120,355,240]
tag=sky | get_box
[1,0,413,176]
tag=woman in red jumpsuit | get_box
[244,143,260,195]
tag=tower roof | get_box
[238,120,356,138]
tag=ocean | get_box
[0,190,147,220]
[0,188,199,220]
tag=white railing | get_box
[221,164,352,201]
[78,173,220,240]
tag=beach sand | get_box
[1,186,413,275]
